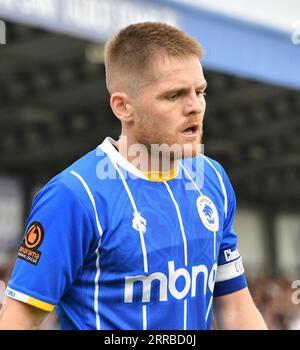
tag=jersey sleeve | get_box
[213,165,248,297]
[5,179,94,312]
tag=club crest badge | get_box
[197,195,219,232]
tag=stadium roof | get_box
[169,0,300,33]
[1,0,299,90]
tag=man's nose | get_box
[183,92,205,116]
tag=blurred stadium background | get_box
[0,0,300,330]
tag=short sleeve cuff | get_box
[5,286,55,312]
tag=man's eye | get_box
[197,90,206,97]
[168,94,178,100]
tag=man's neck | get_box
[115,135,179,180]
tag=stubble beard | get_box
[133,106,204,173]
[134,122,203,172]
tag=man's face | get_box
[130,54,207,159]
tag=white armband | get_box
[216,257,244,283]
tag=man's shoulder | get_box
[188,153,225,178]
[186,154,233,195]
[36,146,109,203]
[54,147,100,186]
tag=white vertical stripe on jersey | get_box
[94,240,102,330]
[112,164,149,274]
[181,162,217,258]
[179,162,203,195]
[184,299,187,330]
[201,154,230,323]
[70,170,103,331]
[205,231,217,323]
[164,181,188,330]
[205,295,213,322]
[202,156,228,218]
[214,232,216,260]
[180,161,217,326]
[109,162,149,330]
[143,305,147,330]
[164,182,188,266]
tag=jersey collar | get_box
[99,137,147,180]
[99,137,179,182]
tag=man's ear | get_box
[110,92,134,122]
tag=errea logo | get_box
[124,261,217,303]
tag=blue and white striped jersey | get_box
[6,137,247,330]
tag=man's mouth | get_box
[181,125,199,136]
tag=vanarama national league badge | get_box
[17,221,44,265]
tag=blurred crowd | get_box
[247,275,300,330]
[1,260,300,330]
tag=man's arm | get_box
[0,296,48,330]
[213,287,268,330]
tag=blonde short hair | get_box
[105,22,203,94]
